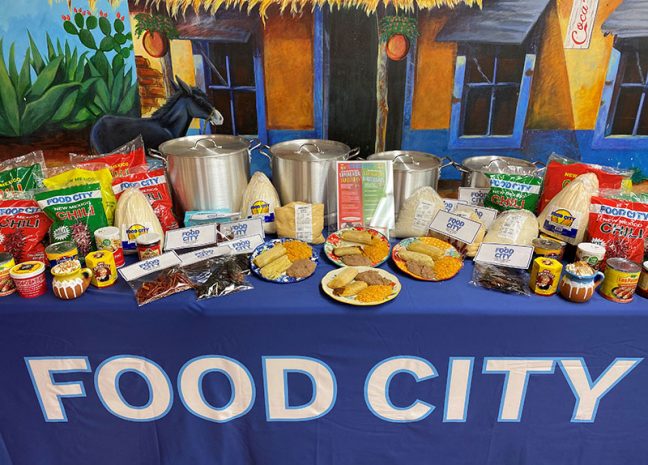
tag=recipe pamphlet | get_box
[335,160,394,237]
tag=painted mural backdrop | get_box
[1,0,648,185]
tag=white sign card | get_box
[429,210,481,245]
[119,251,181,282]
[218,234,264,255]
[218,218,264,241]
[458,187,489,206]
[564,0,599,49]
[164,224,218,251]
[442,198,468,213]
[474,243,534,270]
[471,206,498,229]
[178,246,233,267]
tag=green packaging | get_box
[484,173,543,212]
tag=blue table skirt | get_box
[1,248,647,465]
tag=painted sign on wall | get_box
[564,0,600,49]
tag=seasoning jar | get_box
[136,233,162,261]
[600,257,641,303]
[637,261,648,299]
[0,252,16,296]
[95,226,125,268]
[575,242,606,270]
[45,241,79,268]
[530,257,563,296]
[85,250,118,288]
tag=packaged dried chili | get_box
[70,135,147,178]
[119,251,193,306]
[0,191,51,263]
[0,151,46,193]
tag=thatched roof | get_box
[135,0,481,18]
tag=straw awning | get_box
[135,0,481,18]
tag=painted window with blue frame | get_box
[594,39,648,148]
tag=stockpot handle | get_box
[451,160,469,173]
[439,155,454,170]
[532,160,546,167]
[247,138,273,165]
[346,147,362,160]
[148,148,167,167]
[193,138,223,150]
[298,142,323,154]
[392,153,419,166]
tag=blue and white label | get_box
[429,210,482,245]
[219,218,264,240]
[442,198,468,213]
[474,243,534,269]
[458,188,489,206]
[119,251,182,281]
[165,225,218,251]
[471,206,498,229]
[178,246,233,266]
[218,235,264,255]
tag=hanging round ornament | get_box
[379,16,418,61]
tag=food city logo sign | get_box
[564,0,599,49]
[25,355,641,424]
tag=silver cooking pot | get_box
[262,139,360,224]
[151,135,251,213]
[367,150,452,214]
[453,155,543,188]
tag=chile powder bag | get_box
[0,197,51,263]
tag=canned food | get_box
[45,241,79,268]
[85,251,118,288]
[0,252,16,296]
[532,238,565,262]
[600,257,641,303]
[637,261,648,299]
[95,226,125,268]
[136,233,162,261]
[10,261,46,298]
[530,257,563,296]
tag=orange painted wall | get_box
[411,13,457,130]
[263,10,314,130]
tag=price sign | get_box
[471,206,498,229]
[442,198,468,213]
[458,187,489,206]
[474,243,534,270]
[429,210,482,245]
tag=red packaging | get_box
[112,167,179,232]
[10,261,47,298]
[539,161,627,211]
[70,135,147,178]
[0,197,51,263]
[588,195,648,266]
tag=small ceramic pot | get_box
[559,269,605,303]
[51,260,93,300]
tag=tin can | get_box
[136,233,162,261]
[0,252,16,296]
[95,226,125,268]
[532,238,566,262]
[10,261,46,298]
[576,242,606,270]
[600,257,641,303]
[85,250,117,288]
[637,261,648,299]
[45,241,79,268]
[530,257,563,296]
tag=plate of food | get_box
[324,227,390,267]
[392,237,463,281]
[321,266,401,306]
[251,239,318,283]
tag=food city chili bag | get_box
[0,151,46,193]
[112,167,178,232]
[69,135,147,177]
[588,191,648,266]
[484,173,543,213]
[0,192,51,263]
[35,183,109,256]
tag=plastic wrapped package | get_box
[0,190,51,263]
[470,262,531,296]
[181,248,253,300]
[394,186,444,238]
[484,172,543,212]
[484,210,539,246]
[0,151,46,193]
[275,202,326,244]
[240,172,281,234]
[538,173,598,245]
[114,187,165,253]
[429,205,485,257]
[70,135,147,177]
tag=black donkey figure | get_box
[90,76,223,153]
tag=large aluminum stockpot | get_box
[453,155,543,188]
[367,150,452,214]
[153,135,251,213]
[267,139,360,224]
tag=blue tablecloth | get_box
[1,249,647,465]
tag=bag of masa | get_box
[36,183,108,256]
[484,173,542,213]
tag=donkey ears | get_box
[175,75,193,95]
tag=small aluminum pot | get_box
[151,135,251,214]
[453,155,543,188]
[367,150,452,214]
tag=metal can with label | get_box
[0,252,16,296]
[636,261,648,299]
[95,226,125,268]
[85,250,117,288]
[529,257,563,296]
[45,241,79,268]
[600,257,641,303]
[532,237,566,262]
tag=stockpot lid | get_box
[368,150,442,172]
[270,139,352,162]
[158,135,249,158]
[462,155,537,174]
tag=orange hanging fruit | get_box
[386,34,409,61]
